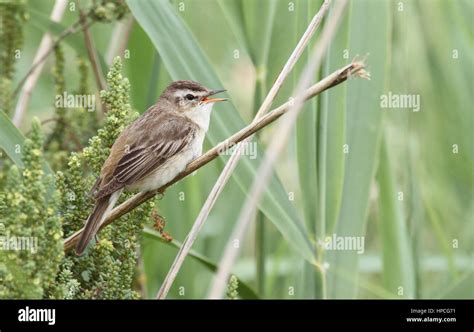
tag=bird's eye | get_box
[185,94,195,100]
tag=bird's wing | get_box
[95,113,197,199]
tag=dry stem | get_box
[12,0,68,127]
[63,60,368,251]
[207,0,349,299]
[155,0,332,299]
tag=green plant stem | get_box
[315,264,327,299]
[255,212,265,295]
[254,77,267,296]
[315,61,328,299]
[317,94,327,241]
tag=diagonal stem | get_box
[77,0,107,113]
[77,1,106,92]
[154,0,332,299]
[63,61,368,253]
[207,0,349,299]
[12,18,94,101]
[11,0,68,127]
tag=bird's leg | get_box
[151,209,173,242]
[151,210,165,231]
[156,187,166,200]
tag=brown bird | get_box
[76,80,227,255]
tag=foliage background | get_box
[0,0,472,299]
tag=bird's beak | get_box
[202,89,227,104]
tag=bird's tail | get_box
[75,190,121,255]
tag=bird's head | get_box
[163,80,227,113]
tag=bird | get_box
[75,80,227,255]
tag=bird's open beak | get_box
[202,89,227,104]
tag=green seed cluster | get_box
[46,49,99,169]
[76,56,89,95]
[1,56,153,299]
[0,0,28,79]
[0,75,12,114]
[0,119,63,299]
[226,275,239,300]
[91,0,128,22]
[71,56,98,143]
[0,0,28,113]
[45,45,67,157]
[56,57,152,299]
[52,45,66,98]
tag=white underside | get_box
[126,128,206,193]
[127,103,212,193]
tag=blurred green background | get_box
[2,0,473,299]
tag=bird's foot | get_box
[151,209,173,242]
[156,187,166,200]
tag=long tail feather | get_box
[75,195,111,255]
